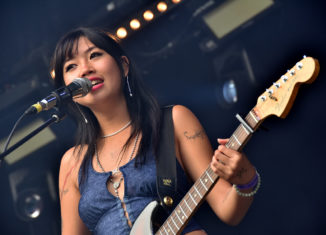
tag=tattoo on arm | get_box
[60,164,77,199]
[184,130,205,140]
[60,188,69,199]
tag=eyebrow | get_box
[64,46,97,63]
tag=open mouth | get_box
[91,79,103,86]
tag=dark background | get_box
[0,0,325,234]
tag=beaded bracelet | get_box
[233,170,261,197]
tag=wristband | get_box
[233,170,261,197]
[236,170,258,189]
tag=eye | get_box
[90,51,103,59]
[65,64,76,72]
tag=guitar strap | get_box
[155,105,179,213]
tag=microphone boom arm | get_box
[0,110,66,163]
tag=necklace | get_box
[95,133,139,197]
[101,121,131,138]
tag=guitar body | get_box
[131,201,168,235]
[130,201,158,235]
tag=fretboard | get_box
[156,109,262,235]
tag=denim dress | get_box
[78,149,203,234]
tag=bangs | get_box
[52,30,85,86]
[60,31,85,65]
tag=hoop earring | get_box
[74,102,88,124]
[126,75,133,97]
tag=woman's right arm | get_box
[58,147,91,235]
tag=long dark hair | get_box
[50,27,161,181]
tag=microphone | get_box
[26,77,93,114]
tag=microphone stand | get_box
[0,110,66,162]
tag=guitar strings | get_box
[161,114,255,233]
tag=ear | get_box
[121,56,130,77]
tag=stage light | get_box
[116,27,128,39]
[130,19,141,30]
[157,2,168,12]
[106,2,115,12]
[204,0,274,39]
[213,46,256,109]
[222,80,238,104]
[143,10,154,21]
[113,0,184,40]
[16,192,43,220]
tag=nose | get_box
[80,61,94,77]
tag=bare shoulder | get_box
[172,105,206,140]
[171,105,196,121]
[59,145,87,195]
[60,146,84,172]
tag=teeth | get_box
[91,80,102,86]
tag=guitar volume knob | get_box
[163,196,174,206]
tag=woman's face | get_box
[62,36,128,108]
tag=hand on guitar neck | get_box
[211,138,256,187]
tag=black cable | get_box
[2,109,30,153]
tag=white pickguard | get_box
[130,201,159,235]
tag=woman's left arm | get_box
[172,105,257,226]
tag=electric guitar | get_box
[130,56,320,235]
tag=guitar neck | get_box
[226,109,262,151]
[156,109,262,235]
